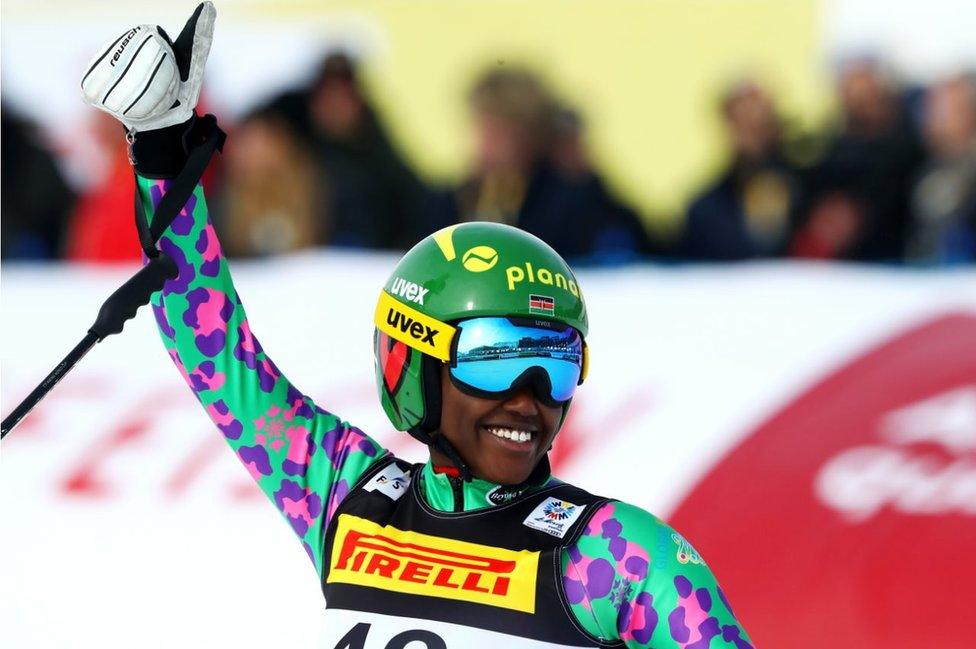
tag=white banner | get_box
[2,254,975,647]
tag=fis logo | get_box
[376,474,408,489]
[364,463,412,502]
[389,277,429,305]
[329,515,539,612]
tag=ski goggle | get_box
[448,317,588,405]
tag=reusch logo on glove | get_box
[110,27,143,67]
[329,515,539,613]
[374,291,455,361]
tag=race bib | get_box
[323,608,592,649]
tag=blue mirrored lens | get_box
[450,318,583,402]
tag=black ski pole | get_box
[2,115,223,440]
[1,254,178,439]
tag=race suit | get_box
[139,174,753,648]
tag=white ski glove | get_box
[81,2,216,133]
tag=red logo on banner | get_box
[670,313,976,649]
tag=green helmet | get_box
[373,222,588,438]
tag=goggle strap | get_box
[580,343,589,384]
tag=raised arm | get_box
[139,173,385,571]
[563,502,752,648]
[80,3,386,574]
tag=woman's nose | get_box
[502,385,540,416]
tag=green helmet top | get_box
[373,222,588,433]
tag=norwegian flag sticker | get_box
[529,294,555,315]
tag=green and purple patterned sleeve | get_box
[563,502,752,648]
[138,176,386,574]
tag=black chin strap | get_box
[431,434,474,482]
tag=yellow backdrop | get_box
[254,0,829,234]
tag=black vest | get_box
[321,457,622,648]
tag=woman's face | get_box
[433,365,562,485]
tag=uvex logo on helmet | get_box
[389,276,429,305]
[374,292,455,362]
[386,308,438,346]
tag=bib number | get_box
[334,622,447,649]
[323,608,588,648]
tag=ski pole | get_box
[2,114,224,440]
[1,253,178,439]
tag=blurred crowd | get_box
[3,54,975,266]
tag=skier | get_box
[81,4,752,647]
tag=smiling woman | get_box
[69,4,753,647]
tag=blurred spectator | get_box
[906,73,976,264]
[261,52,431,249]
[214,108,326,256]
[64,111,141,262]
[1,106,74,260]
[792,57,924,260]
[67,99,221,263]
[681,80,802,260]
[435,67,652,261]
[544,107,656,261]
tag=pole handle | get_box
[89,254,178,340]
[2,254,178,439]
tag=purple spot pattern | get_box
[563,503,661,643]
[194,223,221,277]
[239,444,272,477]
[140,176,386,577]
[322,423,379,469]
[563,502,749,646]
[188,360,226,393]
[232,319,280,392]
[147,184,196,236]
[183,287,234,357]
[666,575,752,649]
[206,400,243,440]
[274,479,323,537]
[618,591,658,645]
[152,302,176,340]
[158,237,194,295]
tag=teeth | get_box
[486,427,533,443]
